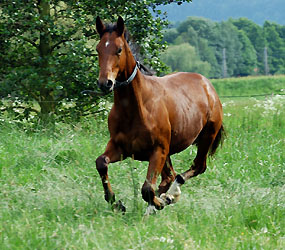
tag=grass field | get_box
[1,77,285,249]
[212,75,285,97]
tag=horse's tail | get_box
[209,124,225,156]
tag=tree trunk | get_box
[38,0,55,124]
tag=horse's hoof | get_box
[160,193,178,205]
[153,196,166,210]
[112,200,126,214]
[159,180,181,205]
[160,193,174,205]
[144,205,157,216]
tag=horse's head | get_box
[96,16,128,93]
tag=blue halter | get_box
[114,62,139,89]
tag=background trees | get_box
[263,21,285,75]
[230,18,266,74]
[161,43,211,75]
[1,1,284,124]
[163,17,285,78]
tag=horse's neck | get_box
[114,60,147,120]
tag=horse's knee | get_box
[96,155,110,176]
[141,182,155,203]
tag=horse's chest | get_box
[114,128,152,155]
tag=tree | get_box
[263,21,285,74]
[231,18,266,74]
[1,0,100,123]
[234,30,257,76]
[0,0,192,123]
[161,43,211,76]
[163,28,179,44]
[212,21,248,78]
[174,17,225,78]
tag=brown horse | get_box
[95,16,224,214]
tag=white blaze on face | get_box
[105,40,110,48]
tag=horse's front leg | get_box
[96,139,125,211]
[141,146,168,214]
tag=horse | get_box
[95,16,224,215]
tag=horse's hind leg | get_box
[181,121,223,181]
[160,121,223,205]
[157,156,176,196]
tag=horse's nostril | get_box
[98,79,114,93]
[107,80,113,88]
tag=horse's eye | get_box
[117,47,122,55]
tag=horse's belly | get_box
[169,131,197,154]
[169,112,205,154]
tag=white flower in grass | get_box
[167,238,174,244]
[159,236,173,244]
[159,237,166,242]
[261,227,268,234]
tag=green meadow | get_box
[1,76,285,249]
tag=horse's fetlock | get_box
[141,184,154,203]
[176,174,185,185]
[105,190,115,203]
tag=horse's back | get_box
[161,72,220,115]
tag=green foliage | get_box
[0,0,101,122]
[169,19,219,77]
[213,21,242,77]
[163,17,285,78]
[0,0,192,123]
[263,21,285,74]
[234,30,258,76]
[161,43,211,75]
[230,18,266,74]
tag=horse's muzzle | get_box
[98,79,114,93]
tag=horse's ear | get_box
[96,16,105,37]
[117,16,125,37]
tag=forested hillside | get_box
[159,0,285,25]
[162,17,285,78]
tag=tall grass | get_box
[212,75,285,97]
[1,96,285,249]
